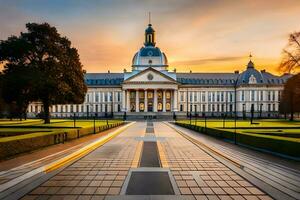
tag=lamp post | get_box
[93,114,96,134]
[73,113,76,128]
[234,73,240,145]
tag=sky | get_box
[0,0,299,75]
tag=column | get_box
[122,90,126,112]
[126,90,130,112]
[144,90,148,112]
[154,89,158,112]
[173,89,178,111]
[136,90,139,112]
[163,90,166,112]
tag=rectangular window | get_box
[268,91,271,101]
[95,93,99,102]
[241,91,245,101]
[194,92,197,102]
[260,91,263,101]
[180,92,184,101]
[251,90,255,101]
[202,92,206,102]
[208,92,211,102]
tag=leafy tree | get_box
[0,23,87,123]
[279,73,300,121]
[279,32,300,73]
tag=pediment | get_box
[124,68,176,83]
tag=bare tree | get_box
[279,32,300,73]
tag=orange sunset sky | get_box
[0,0,300,75]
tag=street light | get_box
[234,72,240,145]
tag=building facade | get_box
[27,23,291,119]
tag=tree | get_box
[0,23,87,123]
[279,32,300,73]
[279,73,300,121]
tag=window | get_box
[194,92,197,102]
[180,92,184,101]
[180,104,183,111]
[221,92,224,102]
[230,92,233,102]
[272,91,275,101]
[166,103,171,111]
[217,92,220,102]
[202,92,206,102]
[105,93,108,102]
[140,103,145,111]
[202,104,206,112]
[139,91,144,99]
[166,91,171,99]
[208,92,212,102]
[158,103,163,111]
[157,91,163,99]
[95,93,99,102]
[117,92,121,101]
[267,91,271,101]
[251,90,255,101]
[260,91,263,101]
[241,91,245,101]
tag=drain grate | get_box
[140,142,160,167]
[125,171,175,195]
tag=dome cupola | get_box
[144,23,156,46]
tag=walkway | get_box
[1,122,299,199]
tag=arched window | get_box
[158,103,163,111]
[166,103,171,111]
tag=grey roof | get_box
[85,73,123,86]
[177,73,239,85]
[84,70,291,86]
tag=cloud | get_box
[170,56,245,66]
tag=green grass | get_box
[0,119,123,140]
[177,119,300,141]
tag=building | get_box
[27,23,291,119]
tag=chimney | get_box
[234,70,239,74]
[261,69,266,73]
[108,70,110,73]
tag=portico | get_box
[121,88,178,113]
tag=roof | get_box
[177,73,239,85]
[84,71,291,86]
[85,73,123,86]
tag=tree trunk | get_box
[43,101,50,124]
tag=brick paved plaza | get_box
[14,122,285,200]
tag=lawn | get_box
[177,119,300,141]
[175,119,300,157]
[0,119,123,138]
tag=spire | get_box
[144,13,156,46]
[247,53,254,69]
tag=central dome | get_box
[132,23,168,71]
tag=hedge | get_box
[0,122,124,160]
[175,122,300,158]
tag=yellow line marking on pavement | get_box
[44,122,135,173]
[131,141,143,168]
[157,141,169,168]
[165,122,244,169]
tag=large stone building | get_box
[28,23,291,119]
